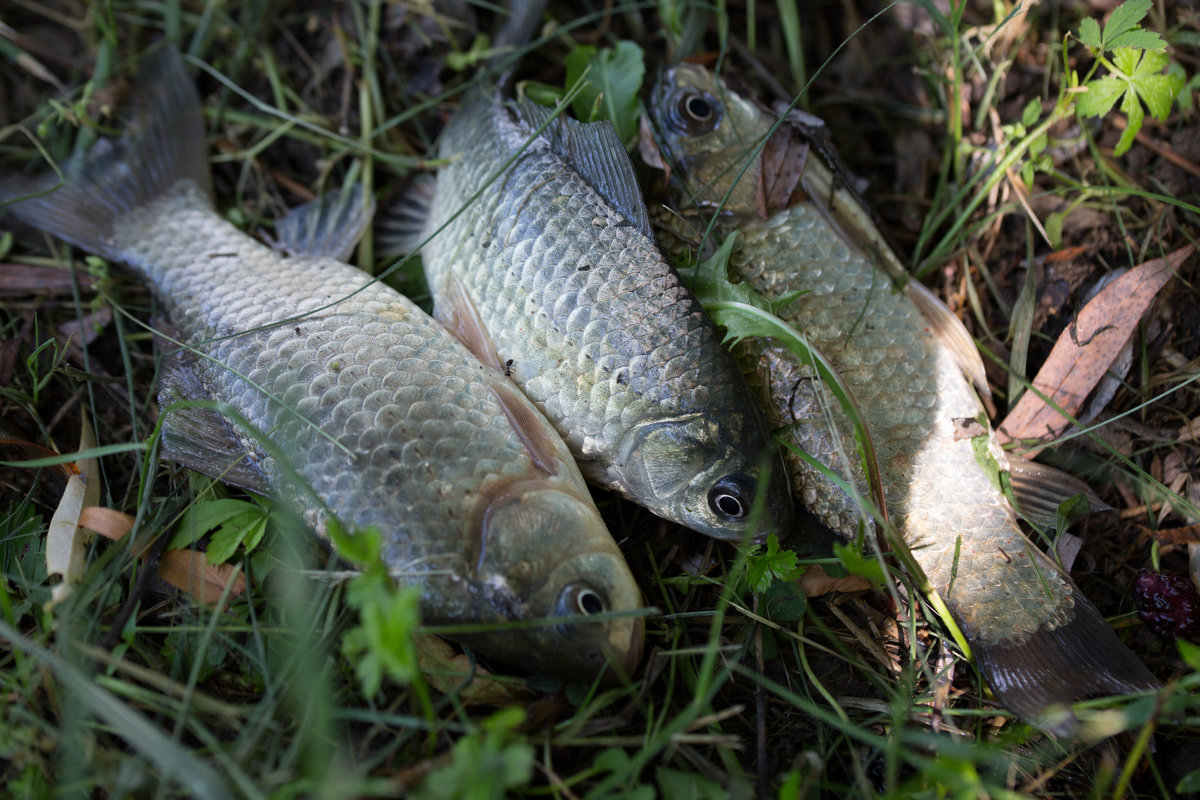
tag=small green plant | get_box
[1074,0,1185,156]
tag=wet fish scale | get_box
[417,95,793,538]
[736,203,1074,641]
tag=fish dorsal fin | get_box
[275,183,375,261]
[157,338,272,495]
[1006,454,1111,529]
[434,275,506,372]
[512,99,654,238]
[904,280,992,402]
[375,173,436,258]
[0,45,211,260]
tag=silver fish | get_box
[648,63,1159,734]
[0,47,642,680]
[383,88,794,541]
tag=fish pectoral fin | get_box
[904,280,993,403]
[1006,454,1112,530]
[434,276,506,372]
[275,182,375,262]
[376,173,436,258]
[484,376,569,480]
[157,341,272,495]
[971,582,1161,738]
[511,99,654,238]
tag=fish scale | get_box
[649,62,1160,734]
[412,94,794,540]
[734,203,1074,642]
[1,46,643,680]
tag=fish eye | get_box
[558,582,608,618]
[670,90,720,135]
[683,94,712,122]
[708,474,754,522]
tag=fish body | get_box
[648,64,1159,733]
[1,48,642,680]
[405,90,794,540]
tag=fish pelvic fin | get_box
[275,183,375,262]
[972,582,1161,738]
[1006,454,1111,530]
[0,45,211,261]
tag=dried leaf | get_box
[45,414,100,608]
[414,634,533,706]
[0,264,94,296]
[1142,524,1200,545]
[998,244,1193,451]
[157,551,246,604]
[797,564,872,597]
[757,124,810,218]
[78,505,246,603]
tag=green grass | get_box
[2,1,1199,797]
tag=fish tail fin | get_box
[489,0,548,81]
[0,45,210,260]
[376,173,436,258]
[973,584,1161,737]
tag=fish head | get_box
[618,413,791,541]
[463,480,644,681]
[647,63,771,216]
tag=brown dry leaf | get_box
[998,244,1194,452]
[414,634,532,707]
[157,551,246,604]
[798,564,872,597]
[1141,524,1200,546]
[77,506,247,603]
[757,124,810,218]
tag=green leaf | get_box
[1076,76,1124,119]
[563,41,645,144]
[1113,83,1144,156]
[205,509,262,565]
[1021,96,1043,128]
[1054,494,1093,536]
[742,535,802,594]
[1112,46,1141,76]
[656,767,728,800]
[1106,29,1166,51]
[342,577,422,697]
[1078,17,1102,49]
[1179,768,1200,794]
[416,709,534,800]
[832,541,886,585]
[169,498,263,550]
[1102,0,1152,47]
[762,580,807,622]
[1178,638,1200,672]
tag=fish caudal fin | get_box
[0,45,210,260]
[972,583,1161,737]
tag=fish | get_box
[379,76,794,543]
[0,46,643,681]
[646,63,1160,734]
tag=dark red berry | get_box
[1134,568,1200,641]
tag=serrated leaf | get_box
[1102,0,1153,48]
[1114,86,1145,156]
[1134,72,1185,120]
[1077,76,1125,118]
[1106,29,1166,51]
[1112,47,1142,76]
[1078,17,1102,48]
